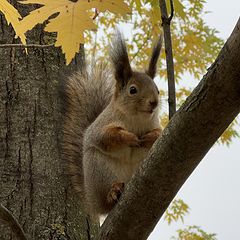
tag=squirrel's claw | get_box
[140,128,161,148]
[126,133,141,148]
[117,128,140,148]
[107,182,125,205]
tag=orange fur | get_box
[140,128,162,148]
[106,182,125,208]
[101,126,140,151]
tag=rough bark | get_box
[0,2,97,240]
[98,18,240,240]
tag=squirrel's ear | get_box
[110,30,132,89]
[146,35,163,79]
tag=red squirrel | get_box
[61,31,162,221]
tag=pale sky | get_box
[149,1,240,239]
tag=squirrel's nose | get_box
[149,100,158,109]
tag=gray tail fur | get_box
[61,64,114,196]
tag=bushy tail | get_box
[61,64,114,196]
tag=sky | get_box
[149,1,240,239]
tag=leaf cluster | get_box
[0,0,130,64]
[86,0,224,81]
[164,199,189,225]
[0,0,26,44]
[162,199,217,239]
[172,225,217,240]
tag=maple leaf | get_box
[19,0,131,64]
[77,0,131,15]
[0,0,26,44]
[45,4,96,65]
[19,0,70,33]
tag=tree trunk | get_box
[98,18,240,240]
[0,2,97,240]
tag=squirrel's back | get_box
[61,64,114,195]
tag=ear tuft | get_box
[146,35,163,79]
[110,30,132,89]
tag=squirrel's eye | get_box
[129,86,137,94]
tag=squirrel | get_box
[61,31,163,221]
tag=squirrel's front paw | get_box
[102,126,140,150]
[107,182,125,206]
[121,131,140,148]
[140,128,161,148]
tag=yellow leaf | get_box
[72,0,130,15]
[166,0,186,19]
[135,0,142,13]
[175,0,186,19]
[19,0,95,64]
[0,0,26,44]
[45,6,96,65]
[19,0,130,64]
[19,0,69,33]
[89,0,131,15]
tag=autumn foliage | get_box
[0,0,130,64]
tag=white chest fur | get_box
[106,146,148,183]
[106,111,159,182]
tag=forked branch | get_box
[0,204,28,240]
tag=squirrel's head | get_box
[110,30,162,115]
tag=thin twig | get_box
[92,8,99,20]
[159,0,176,119]
[0,44,54,48]
[0,204,28,240]
[168,0,174,22]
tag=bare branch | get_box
[93,8,100,20]
[0,44,54,48]
[0,204,28,240]
[168,0,174,22]
[97,18,240,240]
[159,0,176,119]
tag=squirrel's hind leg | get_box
[107,182,124,206]
[83,152,124,218]
[98,182,124,225]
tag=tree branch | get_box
[0,204,28,240]
[97,18,240,240]
[168,0,174,22]
[0,44,54,48]
[159,0,176,119]
[93,8,100,20]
